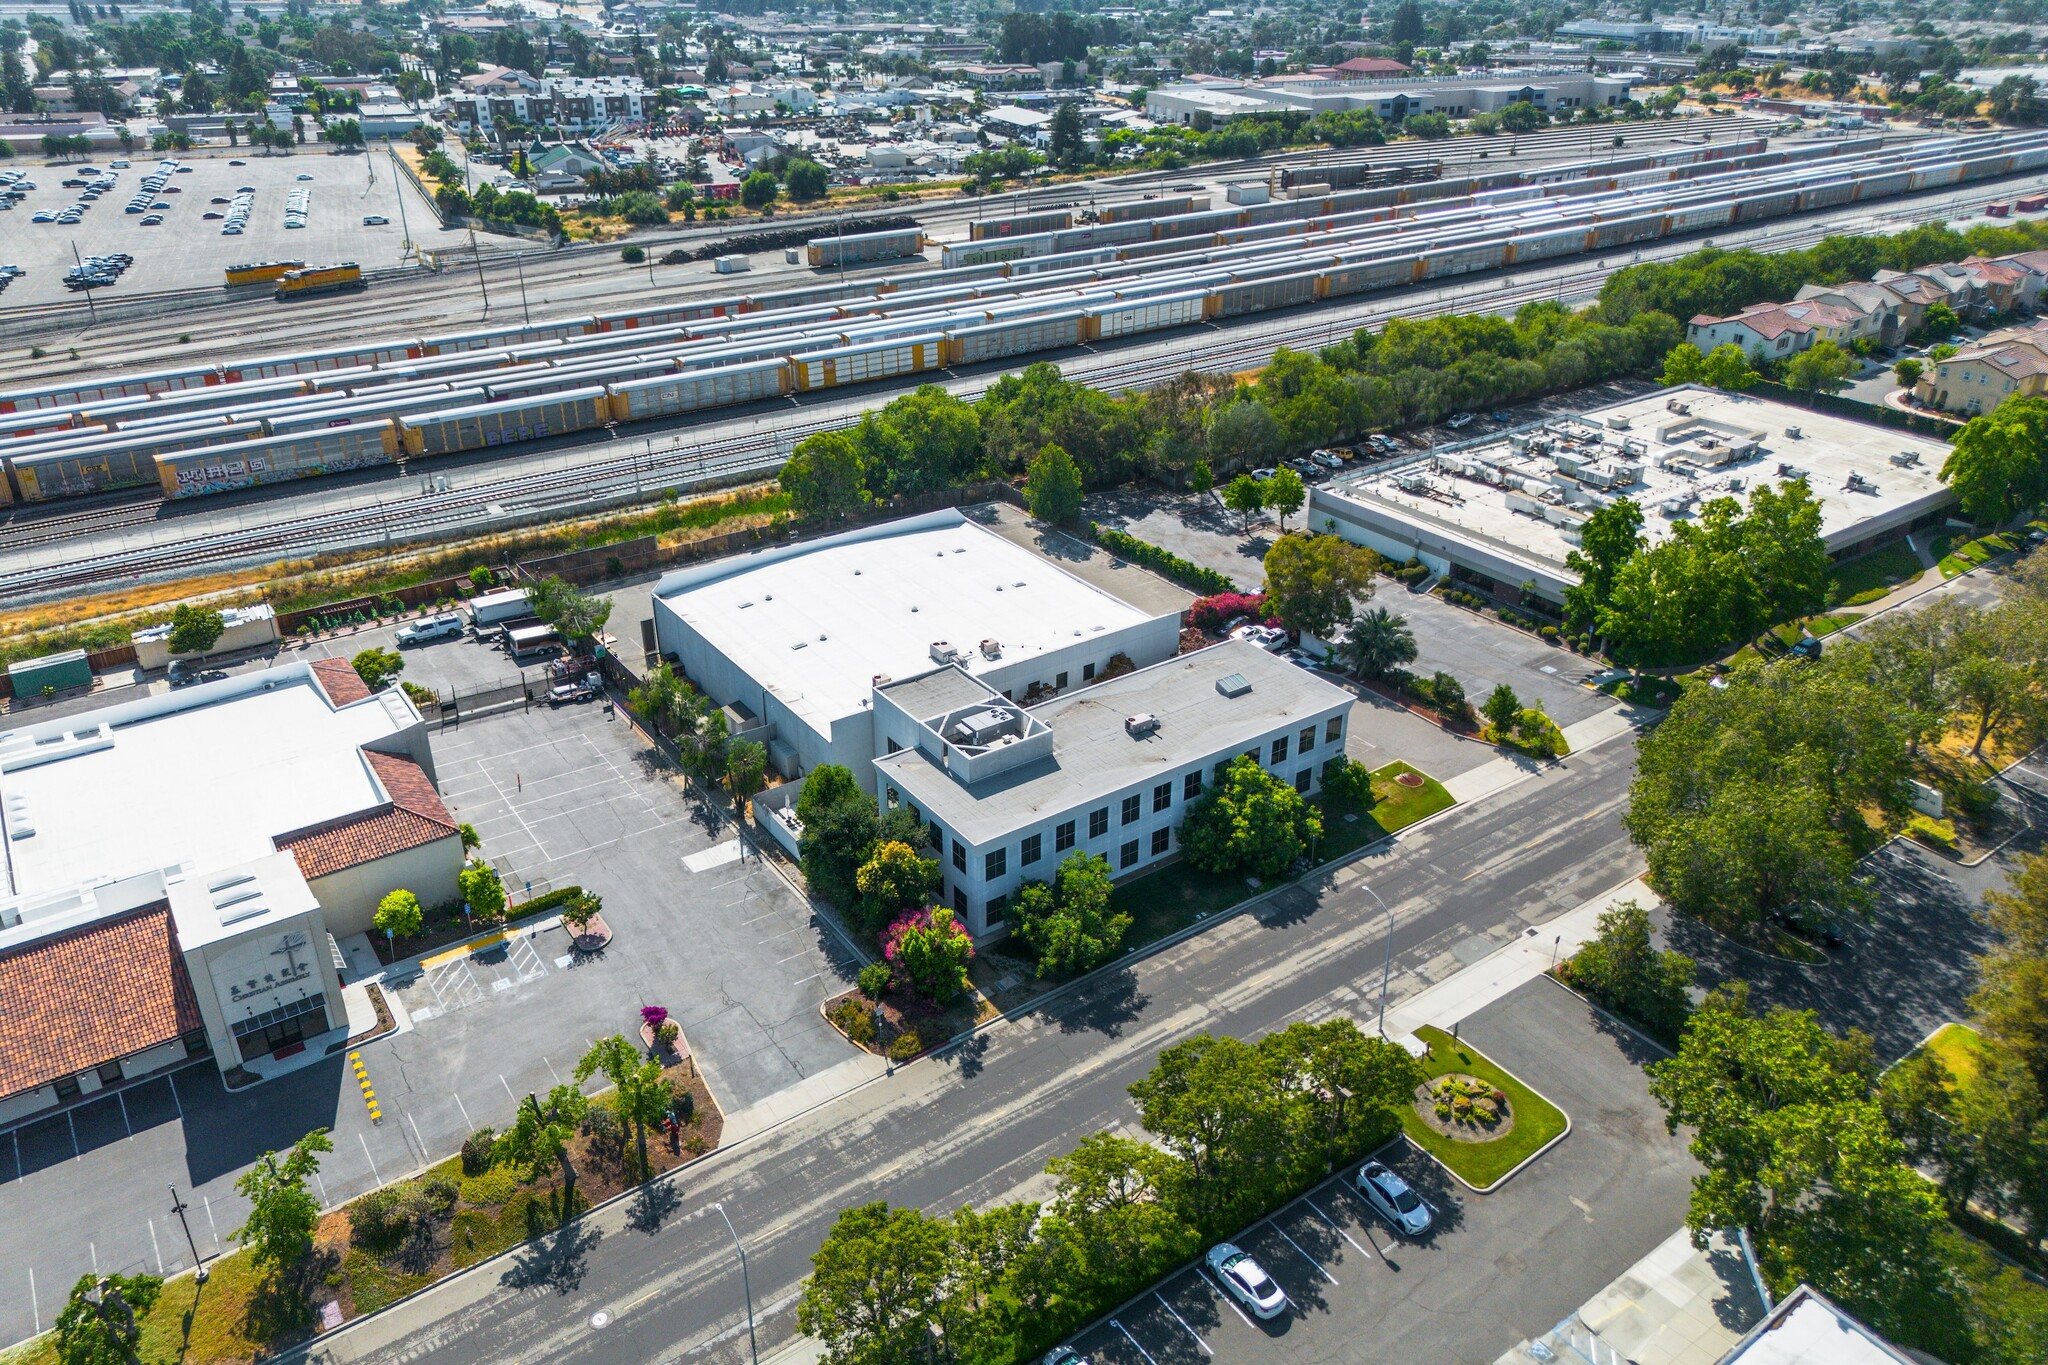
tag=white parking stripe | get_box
[1303,1196,1370,1256]
[1271,1222,1337,1284]
[1111,1319,1159,1365]
[1155,1292,1213,1355]
[1198,1268,1256,1328]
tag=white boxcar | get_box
[946,311,1087,364]
[790,335,946,391]
[1088,291,1208,340]
[607,361,789,420]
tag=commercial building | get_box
[1312,387,1956,603]
[443,74,657,134]
[1717,1285,1918,1365]
[0,660,462,1123]
[1144,70,1636,126]
[867,639,1355,939]
[650,509,1183,788]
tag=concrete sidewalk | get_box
[1444,703,1642,805]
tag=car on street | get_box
[1356,1160,1435,1236]
[228,158,246,165]
[1251,466,1277,480]
[395,614,464,646]
[364,214,389,225]
[297,172,315,181]
[1206,1243,1287,1319]
[1445,412,1476,429]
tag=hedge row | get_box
[1092,524,1237,595]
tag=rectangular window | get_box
[1300,725,1316,753]
[1271,736,1289,764]
[929,820,943,851]
[1295,768,1312,793]
[952,840,966,872]
[1083,661,1096,681]
[886,737,901,754]
[988,893,1008,923]
[1089,807,1109,839]
[1056,820,1076,851]
[1184,771,1202,800]
[1150,827,1170,855]
[53,1074,81,1101]
[1021,833,1042,866]
[985,848,1006,880]
[1322,756,1341,779]
[98,1060,124,1085]
[1056,671,1068,689]
[1120,839,1139,869]
[1326,715,1343,743]
[1121,794,1141,826]
[954,887,968,914]
[1153,781,1172,812]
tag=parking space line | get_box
[543,1055,561,1085]
[1111,1320,1159,1365]
[202,1197,219,1253]
[453,1092,474,1132]
[359,1133,383,1188]
[148,1219,163,1273]
[1198,1268,1255,1328]
[1155,1292,1213,1355]
[499,1073,516,1103]
[1270,1222,1337,1284]
[1302,1196,1370,1256]
[28,1267,36,1334]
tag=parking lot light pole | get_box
[169,1184,206,1282]
[712,1202,758,1365]
[1366,884,1395,1037]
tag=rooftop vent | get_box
[1777,463,1807,480]
[979,639,1001,659]
[872,673,892,687]
[1891,450,1920,466]
[1125,713,1160,738]
[930,641,960,664]
[1216,672,1253,699]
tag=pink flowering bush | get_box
[882,906,975,1005]
[1188,591,1267,634]
[641,1005,669,1032]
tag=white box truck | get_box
[468,587,533,633]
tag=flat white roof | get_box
[1723,1287,1915,1365]
[0,667,416,901]
[654,510,1163,735]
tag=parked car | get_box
[1206,1244,1287,1319]
[296,172,315,181]
[228,158,246,166]
[1445,412,1476,430]
[1356,1160,1435,1237]
[395,613,464,646]
[363,214,389,225]
[1490,410,1514,423]
[167,660,228,688]
[1310,449,1345,468]
[1041,1350,1089,1365]
[1250,466,1277,480]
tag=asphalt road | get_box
[306,720,1646,1365]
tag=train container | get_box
[274,262,365,300]
[2018,194,2048,211]
[398,386,609,457]
[967,211,1073,241]
[742,281,879,313]
[1909,162,1965,191]
[1053,220,1153,252]
[674,338,821,372]
[1,417,260,466]
[1096,195,1209,224]
[943,312,1087,366]
[592,298,744,330]
[1795,179,1858,212]
[1986,202,2013,217]
[0,364,225,414]
[1002,248,1114,278]
[1320,255,1422,297]
[1850,168,1914,201]
[605,360,791,421]
[223,260,306,288]
[941,235,1055,269]
[806,227,925,269]
[2012,147,2048,172]
[1420,241,1510,279]
[158,423,400,499]
[222,343,414,380]
[416,318,596,356]
[1150,208,1248,240]
[1212,272,1319,318]
[789,335,944,391]
[1663,203,1735,234]
[1085,292,1208,341]
[1732,191,1801,222]
[2,412,101,440]
[78,375,313,426]
[1959,154,2016,181]
[1590,213,1664,250]
[12,421,269,501]
[263,388,489,436]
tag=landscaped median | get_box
[1397,1025,1570,1191]
[1937,530,2019,578]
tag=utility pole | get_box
[1366,883,1395,1037]
[469,227,491,315]
[70,241,97,322]
[713,1203,758,1365]
[513,248,532,323]
[169,1185,207,1282]
[390,145,414,258]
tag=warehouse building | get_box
[650,509,1184,788]
[1311,387,1956,604]
[867,639,1355,939]
[0,660,462,1123]
[1144,70,1636,126]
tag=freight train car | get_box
[13,420,269,501]
[158,423,401,499]
[968,211,1073,241]
[944,312,1087,365]
[1096,195,1210,223]
[605,361,791,420]
[1086,292,1207,340]
[274,263,365,300]
[398,387,609,456]
[790,335,944,391]
[0,365,224,413]
[807,228,925,269]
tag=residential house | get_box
[1791,279,1918,347]
[1913,320,2048,415]
[1685,299,1861,362]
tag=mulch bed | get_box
[822,985,990,1060]
[1411,1074,1517,1144]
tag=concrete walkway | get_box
[1443,703,1642,806]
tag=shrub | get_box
[579,1104,627,1171]
[828,997,878,1045]
[887,1027,924,1061]
[882,906,974,1004]
[857,962,893,1000]
[1540,625,1559,641]
[511,884,586,917]
[1906,814,1959,852]
[621,243,646,263]
[668,1080,696,1122]
[460,1127,496,1176]
[1092,525,1235,594]
[1187,590,1268,633]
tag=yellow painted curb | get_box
[420,929,511,970]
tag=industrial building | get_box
[1143,70,1638,126]
[865,639,1355,939]
[0,660,462,1123]
[1311,388,1957,602]
[650,509,1183,787]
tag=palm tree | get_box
[1342,607,1418,679]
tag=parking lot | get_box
[1054,977,1696,1365]
[0,694,858,1349]
[0,148,449,306]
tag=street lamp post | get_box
[169,1184,207,1282]
[713,1202,758,1365]
[1365,883,1396,1037]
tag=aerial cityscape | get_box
[0,1,2046,1363]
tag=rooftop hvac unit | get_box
[872,673,892,687]
[1667,398,1691,414]
[1605,416,1633,431]
[930,641,959,664]
[979,639,1001,658]
[1125,713,1160,738]
[1785,425,1803,439]
[1777,463,1807,480]
[1891,449,1921,466]
[1845,471,1876,492]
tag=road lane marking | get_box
[1111,1320,1159,1365]
[1155,1292,1213,1355]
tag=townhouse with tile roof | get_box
[1913,319,2048,415]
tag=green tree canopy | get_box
[1012,851,1129,976]
[1942,396,2048,525]
[1180,755,1323,879]
[233,1128,333,1274]
[167,603,225,655]
[1262,533,1377,641]
[1221,472,1265,533]
[1340,605,1416,678]
[373,888,422,943]
[1023,442,1085,525]
[782,429,869,522]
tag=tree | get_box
[1262,534,1377,641]
[1388,0,1424,44]
[1564,498,1645,631]
[854,840,941,935]
[1428,671,1466,715]
[1700,342,1762,391]
[1048,98,1084,169]
[528,574,612,643]
[725,739,766,811]
[459,861,507,922]
[233,1128,333,1274]
[1340,606,1416,678]
[1023,442,1084,525]
[1481,683,1521,736]
[797,1203,953,1365]
[55,1273,162,1365]
[373,888,422,944]
[1557,901,1695,1043]
[1742,478,1830,646]
[782,430,868,523]
[1012,852,1129,976]
[1181,755,1322,879]
[1783,338,1854,395]
[498,1084,588,1196]
[575,1034,669,1180]
[783,157,828,200]
[166,603,225,655]
[882,906,974,1004]
[352,646,404,691]
[1221,473,1265,533]
[798,764,884,909]
[1262,466,1306,530]
[740,169,778,209]
[1893,357,1922,389]
[1941,397,2048,525]
[1188,460,1214,497]
[1500,100,1544,133]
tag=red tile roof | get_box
[275,750,458,881]
[0,904,202,1099]
[1334,56,1411,75]
[309,657,373,706]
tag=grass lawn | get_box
[1828,540,1925,606]
[1920,1021,1988,1088]
[1939,532,2016,578]
[0,1242,277,1365]
[1397,1025,1569,1190]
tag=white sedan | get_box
[1206,1243,1288,1319]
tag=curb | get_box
[1400,1022,1574,1196]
